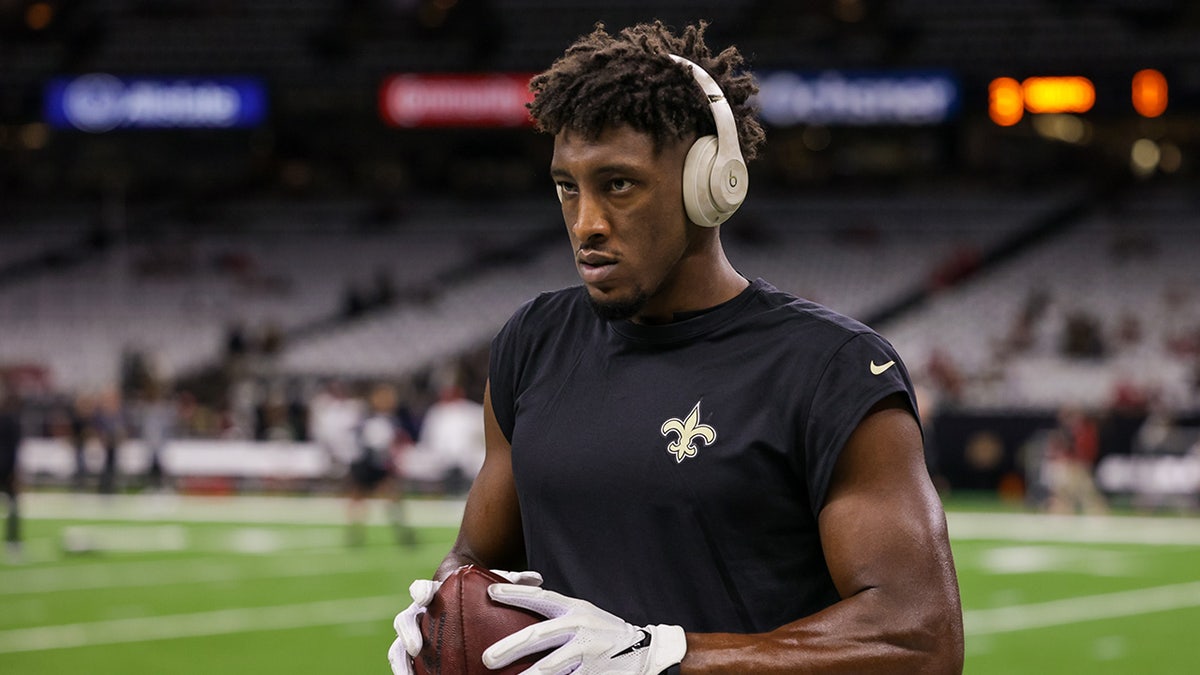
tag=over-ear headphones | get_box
[554,55,749,228]
[670,54,748,228]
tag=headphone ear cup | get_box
[681,135,726,228]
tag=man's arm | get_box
[433,380,527,581]
[680,393,964,673]
[389,381,533,675]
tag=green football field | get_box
[2,493,1199,674]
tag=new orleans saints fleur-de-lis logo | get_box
[660,401,716,463]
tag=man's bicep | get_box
[440,381,526,577]
[818,394,957,606]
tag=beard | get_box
[587,288,649,321]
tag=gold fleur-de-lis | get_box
[660,401,716,463]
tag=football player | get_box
[390,20,963,674]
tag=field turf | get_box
[2,493,1198,673]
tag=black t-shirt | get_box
[489,279,918,633]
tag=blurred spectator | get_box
[69,393,94,490]
[0,384,22,563]
[224,321,249,361]
[1060,310,1107,359]
[346,382,414,547]
[1042,405,1108,515]
[135,380,176,492]
[256,382,295,441]
[259,321,285,357]
[925,347,965,403]
[342,283,368,319]
[403,382,485,494]
[93,387,128,495]
[309,380,365,474]
[1109,377,1150,416]
[1004,287,1051,356]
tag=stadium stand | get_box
[0,198,562,392]
[883,184,1200,412]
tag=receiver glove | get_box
[483,584,686,675]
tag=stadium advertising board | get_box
[379,73,535,128]
[756,70,960,126]
[45,74,268,132]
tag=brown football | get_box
[413,565,548,675]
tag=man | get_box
[347,382,414,547]
[403,382,486,494]
[390,21,963,674]
[0,384,22,562]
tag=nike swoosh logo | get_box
[610,629,652,659]
[870,360,896,375]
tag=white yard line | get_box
[0,595,399,654]
[965,580,1200,636]
[24,493,1198,545]
[22,492,467,527]
[0,552,392,595]
[947,511,1200,546]
[26,494,1199,545]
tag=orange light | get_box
[1132,69,1168,118]
[1021,76,1095,114]
[989,77,1024,126]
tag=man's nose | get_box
[569,191,610,241]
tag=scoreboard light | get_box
[1132,69,1168,118]
[989,76,1096,125]
[988,77,1024,126]
[1021,76,1095,114]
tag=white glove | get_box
[387,569,543,675]
[482,584,686,675]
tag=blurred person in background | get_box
[1044,404,1108,515]
[93,387,127,495]
[402,381,485,495]
[390,20,962,674]
[135,379,177,492]
[347,382,414,548]
[309,379,365,482]
[0,383,22,563]
[69,392,94,490]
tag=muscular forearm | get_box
[679,588,963,674]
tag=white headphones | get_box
[554,54,749,228]
[669,54,749,228]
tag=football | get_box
[414,565,548,675]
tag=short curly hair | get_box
[527,21,765,161]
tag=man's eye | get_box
[557,181,578,195]
[610,178,634,191]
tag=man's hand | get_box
[483,585,686,675]
[387,569,543,675]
